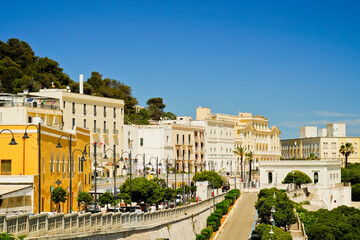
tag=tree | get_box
[282,170,312,188]
[51,187,67,213]
[192,171,224,189]
[146,97,166,111]
[233,146,246,180]
[99,192,114,210]
[255,223,292,240]
[340,142,354,168]
[352,183,360,201]
[255,188,296,229]
[77,191,92,207]
[245,151,254,181]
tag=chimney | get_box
[79,74,84,94]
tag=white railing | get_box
[2,194,226,238]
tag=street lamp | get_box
[83,142,98,204]
[103,145,117,198]
[119,151,138,208]
[22,124,41,213]
[148,156,159,178]
[56,134,72,213]
[0,129,18,145]
[133,153,145,177]
[182,157,185,205]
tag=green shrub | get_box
[207,221,218,231]
[195,234,207,240]
[207,215,220,227]
[201,227,213,239]
[229,189,240,198]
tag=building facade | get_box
[0,125,91,214]
[30,89,125,168]
[196,107,281,172]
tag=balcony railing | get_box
[103,129,109,134]
[0,101,60,110]
[92,128,101,133]
[113,129,119,135]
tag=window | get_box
[103,121,107,133]
[104,106,106,117]
[72,118,75,129]
[83,104,86,115]
[113,122,116,134]
[83,119,87,128]
[63,101,66,108]
[94,120,97,132]
[140,138,143,146]
[177,134,179,144]
[182,135,185,145]
[177,150,180,158]
[72,102,75,114]
[1,160,11,175]
[188,150,190,160]
[314,172,319,184]
[94,105,97,116]
[268,172,273,184]
[113,108,116,118]
[188,135,191,145]
[28,116,32,123]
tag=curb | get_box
[212,193,243,240]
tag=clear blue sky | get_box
[1,1,359,139]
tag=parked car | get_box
[120,205,143,213]
[175,195,183,204]
[85,203,101,213]
[222,185,230,192]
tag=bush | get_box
[201,227,213,239]
[207,221,218,231]
[195,234,207,240]
[229,189,241,198]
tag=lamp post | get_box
[148,156,159,178]
[159,158,168,186]
[22,124,41,213]
[103,145,117,198]
[133,153,145,177]
[119,151,137,208]
[182,157,185,205]
[83,142,98,204]
[56,134,73,213]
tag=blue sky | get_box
[1,1,359,139]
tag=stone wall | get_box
[2,194,225,240]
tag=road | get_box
[217,192,258,240]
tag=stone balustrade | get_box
[0,194,225,238]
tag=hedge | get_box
[196,189,241,239]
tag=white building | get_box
[259,160,351,210]
[123,125,173,174]
[300,126,317,138]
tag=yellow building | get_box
[0,125,91,214]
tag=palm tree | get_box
[233,146,246,180]
[245,151,254,182]
[339,142,354,168]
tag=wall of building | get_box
[0,125,91,214]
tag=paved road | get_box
[217,192,258,240]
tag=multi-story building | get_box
[281,124,360,164]
[0,125,91,214]
[123,124,173,174]
[29,88,125,169]
[196,107,281,171]
[193,108,235,173]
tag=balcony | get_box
[92,128,101,134]
[103,129,109,134]
[113,129,119,135]
[0,101,60,110]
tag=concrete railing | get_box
[2,194,225,238]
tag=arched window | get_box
[314,172,319,184]
[268,172,273,184]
